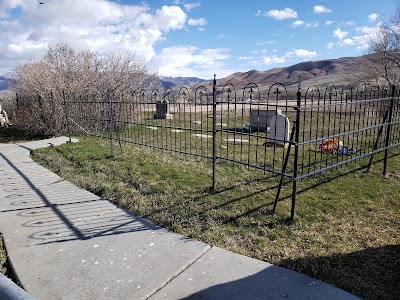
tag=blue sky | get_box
[0,0,397,79]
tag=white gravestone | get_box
[250,109,282,132]
[266,113,290,147]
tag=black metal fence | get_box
[8,78,400,220]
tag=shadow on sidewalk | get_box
[179,246,399,300]
[176,264,359,300]
[0,151,161,245]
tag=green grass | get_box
[31,135,400,300]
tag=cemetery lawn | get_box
[31,136,400,300]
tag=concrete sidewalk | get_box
[0,137,360,299]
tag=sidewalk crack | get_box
[145,245,212,299]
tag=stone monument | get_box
[250,109,282,132]
[154,100,173,119]
[265,112,290,147]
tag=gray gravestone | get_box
[250,109,282,132]
[154,100,173,119]
[267,113,290,147]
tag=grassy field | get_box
[29,135,400,300]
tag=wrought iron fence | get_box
[12,78,400,220]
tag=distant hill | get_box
[160,76,207,89]
[216,56,365,88]
[0,76,9,91]
[1,56,372,94]
[159,56,371,93]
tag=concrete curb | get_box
[0,273,35,300]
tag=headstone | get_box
[266,113,290,147]
[250,109,282,132]
[154,100,173,119]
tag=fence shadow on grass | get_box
[218,150,400,227]
[279,244,400,300]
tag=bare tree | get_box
[10,43,160,135]
[365,8,400,85]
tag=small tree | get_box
[366,8,400,85]
[11,44,160,135]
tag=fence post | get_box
[107,90,114,157]
[383,84,395,175]
[63,91,72,143]
[212,74,217,191]
[290,84,302,221]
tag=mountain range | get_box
[0,76,8,91]
[159,55,367,91]
[0,55,369,93]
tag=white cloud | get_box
[292,20,318,28]
[149,46,231,78]
[262,8,298,20]
[262,55,287,65]
[310,22,319,28]
[333,28,349,40]
[251,49,269,55]
[184,2,201,11]
[325,42,334,50]
[313,5,332,14]
[260,48,317,66]
[238,56,253,60]
[325,20,335,26]
[356,26,376,34]
[292,20,305,28]
[0,1,190,74]
[336,25,380,50]
[357,44,369,51]
[256,40,276,46]
[286,49,317,58]
[369,13,379,22]
[341,21,355,26]
[217,34,225,39]
[188,18,207,26]
[337,35,370,47]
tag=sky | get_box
[0,0,397,79]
